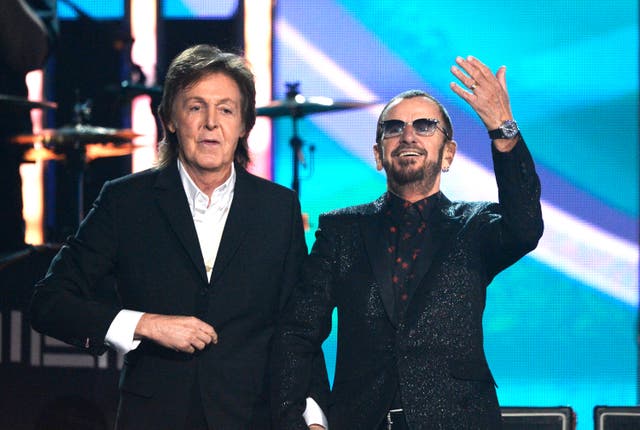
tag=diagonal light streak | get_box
[276,19,377,102]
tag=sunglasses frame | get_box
[380,118,450,140]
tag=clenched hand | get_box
[135,313,218,353]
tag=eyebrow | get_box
[182,96,239,106]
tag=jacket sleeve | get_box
[483,135,544,277]
[271,215,336,429]
[29,181,122,355]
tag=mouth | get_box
[199,138,220,146]
[393,147,426,158]
[397,150,422,157]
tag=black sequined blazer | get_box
[273,137,544,430]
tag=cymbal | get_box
[22,147,65,162]
[85,142,143,161]
[256,96,375,118]
[105,81,163,99]
[11,124,140,146]
[0,94,57,110]
[23,143,143,162]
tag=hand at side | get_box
[134,313,218,353]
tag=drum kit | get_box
[1,82,374,230]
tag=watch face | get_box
[501,120,519,138]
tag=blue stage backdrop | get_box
[57,1,639,428]
[272,1,638,429]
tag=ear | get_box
[442,140,457,171]
[373,143,384,171]
[167,121,176,133]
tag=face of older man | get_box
[168,72,245,184]
[374,96,456,198]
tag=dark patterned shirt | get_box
[384,191,439,317]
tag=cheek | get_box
[384,147,396,163]
[183,118,204,136]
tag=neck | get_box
[388,177,440,203]
[181,161,232,198]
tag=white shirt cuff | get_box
[104,310,144,354]
[303,397,328,429]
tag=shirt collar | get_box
[177,159,236,211]
[385,190,441,222]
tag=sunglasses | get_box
[380,118,450,140]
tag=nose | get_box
[400,121,417,141]
[205,109,218,130]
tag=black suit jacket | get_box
[273,137,544,429]
[30,162,313,429]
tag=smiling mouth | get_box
[397,150,423,157]
[393,147,426,158]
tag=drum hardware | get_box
[256,82,375,196]
[11,108,142,231]
[0,94,58,111]
[104,81,163,101]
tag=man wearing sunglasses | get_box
[272,56,544,430]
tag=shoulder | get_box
[235,167,300,216]
[237,167,295,197]
[319,196,385,225]
[443,200,501,226]
[102,167,159,194]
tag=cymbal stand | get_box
[55,100,91,239]
[60,141,86,235]
[286,83,305,196]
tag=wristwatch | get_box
[488,119,519,140]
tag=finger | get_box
[457,55,488,87]
[452,58,477,86]
[466,55,491,74]
[449,82,475,105]
[450,65,477,92]
[195,323,218,344]
[176,342,195,353]
[191,338,208,351]
[191,317,214,333]
[466,55,492,81]
[185,317,217,342]
[196,329,216,346]
[458,55,478,77]
[496,65,508,92]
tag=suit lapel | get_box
[360,195,397,327]
[210,165,250,284]
[154,162,207,282]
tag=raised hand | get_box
[449,56,514,131]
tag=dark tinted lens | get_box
[412,118,437,135]
[382,120,405,136]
